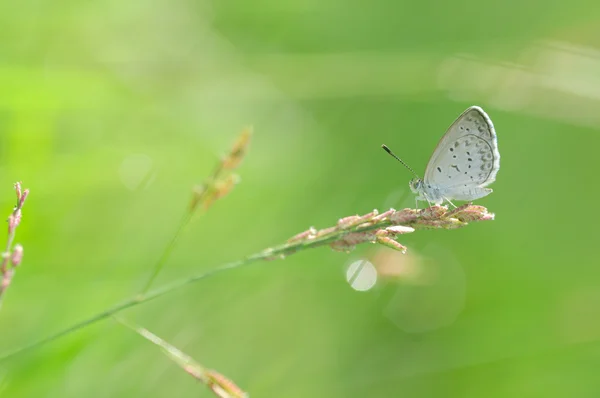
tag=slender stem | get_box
[140,158,228,295]
[0,204,491,362]
[139,212,193,294]
[1,211,19,274]
[0,218,391,362]
[140,157,227,295]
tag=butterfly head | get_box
[409,178,423,194]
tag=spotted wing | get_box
[423,106,500,194]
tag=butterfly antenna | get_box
[381,144,420,179]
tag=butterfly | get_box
[382,106,500,207]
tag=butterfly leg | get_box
[424,198,434,209]
[444,198,458,209]
[415,197,433,209]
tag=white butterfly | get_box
[383,106,500,207]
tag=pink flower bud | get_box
[287,227,317,243]
[337,215,361,228]
[385,225,415,235]
[420,205,447,220]
[222,127,252,171]
[371,209,396,222]
[390,208,419,224]
[14,182,22,201]
[1,270,14,290]
[18,189,29,209]
[452,205,495,222]
[316,227,337,237]
[337,210,378,229]
[8,211,21,231]
[376,236,407,253]
[206,369,248,398]
[11,244,23,266]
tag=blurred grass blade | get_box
[115,317,248,398]
[141,128,252,294]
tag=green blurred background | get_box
[2,0,600,396]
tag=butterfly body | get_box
[409,177,492,206]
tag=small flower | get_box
[212,174,240,201]
[1,269,14,290]
[416,218,464,229]
[337,215,361,228]
[188,129,250,216]
[420,206,447,220]
[385,225,415,235]
[10,244,23,267]
[390,208,419,224]
[371,209,396,222]
[337,210,378,229]
[14,182,22,201]
[287,227,317,243]
[316,226,337,237]
[450,204,495,222]
[8,210,22,231]
[222,127,252,171]
[375,236,407,253]
[206,370,248,398]
[18,189,29,209]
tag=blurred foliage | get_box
[2,0,600,396]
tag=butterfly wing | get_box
[423,106,500,198]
